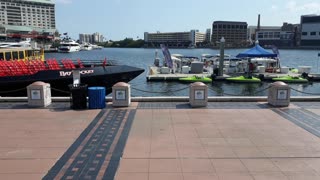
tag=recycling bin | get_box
[88,86,106,109]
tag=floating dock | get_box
[146,72,320,82]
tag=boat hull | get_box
[0,65,144,97]
[272,76,308,83]
[179,76,212,83]
[226,76,261,83]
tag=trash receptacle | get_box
[88,87,106,109]
[69,84,87,109]
[189,82,208,108]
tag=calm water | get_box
[46,48,320,97]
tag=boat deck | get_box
[0,99,320,180]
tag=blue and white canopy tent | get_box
[236,41,280,70]
[235,41,280,76]
[236,44,277,58]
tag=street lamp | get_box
[218,37,225,76]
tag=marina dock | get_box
[0,97,320,180]
[146,72,320,82]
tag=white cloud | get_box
[54,0,72,4]
[285,1,320,14]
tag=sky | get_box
[54,0,320,41]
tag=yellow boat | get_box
[0,48,45,61]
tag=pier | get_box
[146,72,320,82]
[0,97,320,179]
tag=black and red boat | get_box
[0,48,144,97]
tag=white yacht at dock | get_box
[0,39,32,49]
[58,37,81,53]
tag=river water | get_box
[45,48,320,97]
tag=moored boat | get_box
[179,76,212,83]
[0,48,144,97]
[272,76,308,83]
[58,37,81,53]
[226,75,261,83]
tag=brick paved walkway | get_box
[0,102,319,180]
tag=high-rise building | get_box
[79,34,92,44]
[0,0,56,36]
[212,21,247,47]
[205,28,211,43]
[92,32,103,43]
[79,32,104,44]
[300,14,320,47]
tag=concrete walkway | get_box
[0,102,319,180]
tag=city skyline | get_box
[55,0,320,41]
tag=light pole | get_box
[218,37,225,76]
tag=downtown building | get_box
[211,21,247,47]
[300,14,320,47]
[0,0,56,40]
[144,30,206,48]
[79,32,104,44]
[248,23,298,47]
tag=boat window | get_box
[0,53,4,60]
[19,51,24,59]
[5,52,12,61]
[26,50,33,57]
[12,51,18,60]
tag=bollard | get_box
[112,82,131,107]
[189,82,208,108]
[268,81,290,107]
[27,81,51,107]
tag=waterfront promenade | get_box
[0,100,320,180]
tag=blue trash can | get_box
[88,87,106,109]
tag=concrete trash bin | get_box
[189,82,208,107]
[27,81,51,107]
[88,87,106,109]
[112,82,131,107]
[69,84,88,109]
[268,81,290,107]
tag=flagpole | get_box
[317,53,320,72]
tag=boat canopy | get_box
[236,44,277,58]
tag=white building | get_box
[0,0,56,35]
[300,14,320,47]
[79,34,92,44]
[79,32,104,44]
[144,30,206,47]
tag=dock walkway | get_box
[0,100,320,179]
[146,72,320,82]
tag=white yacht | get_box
[80,43,93,51]
[58,38,81,53]
[91,44,103,50]
[0,40,31,49]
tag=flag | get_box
[160,44,173,68]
